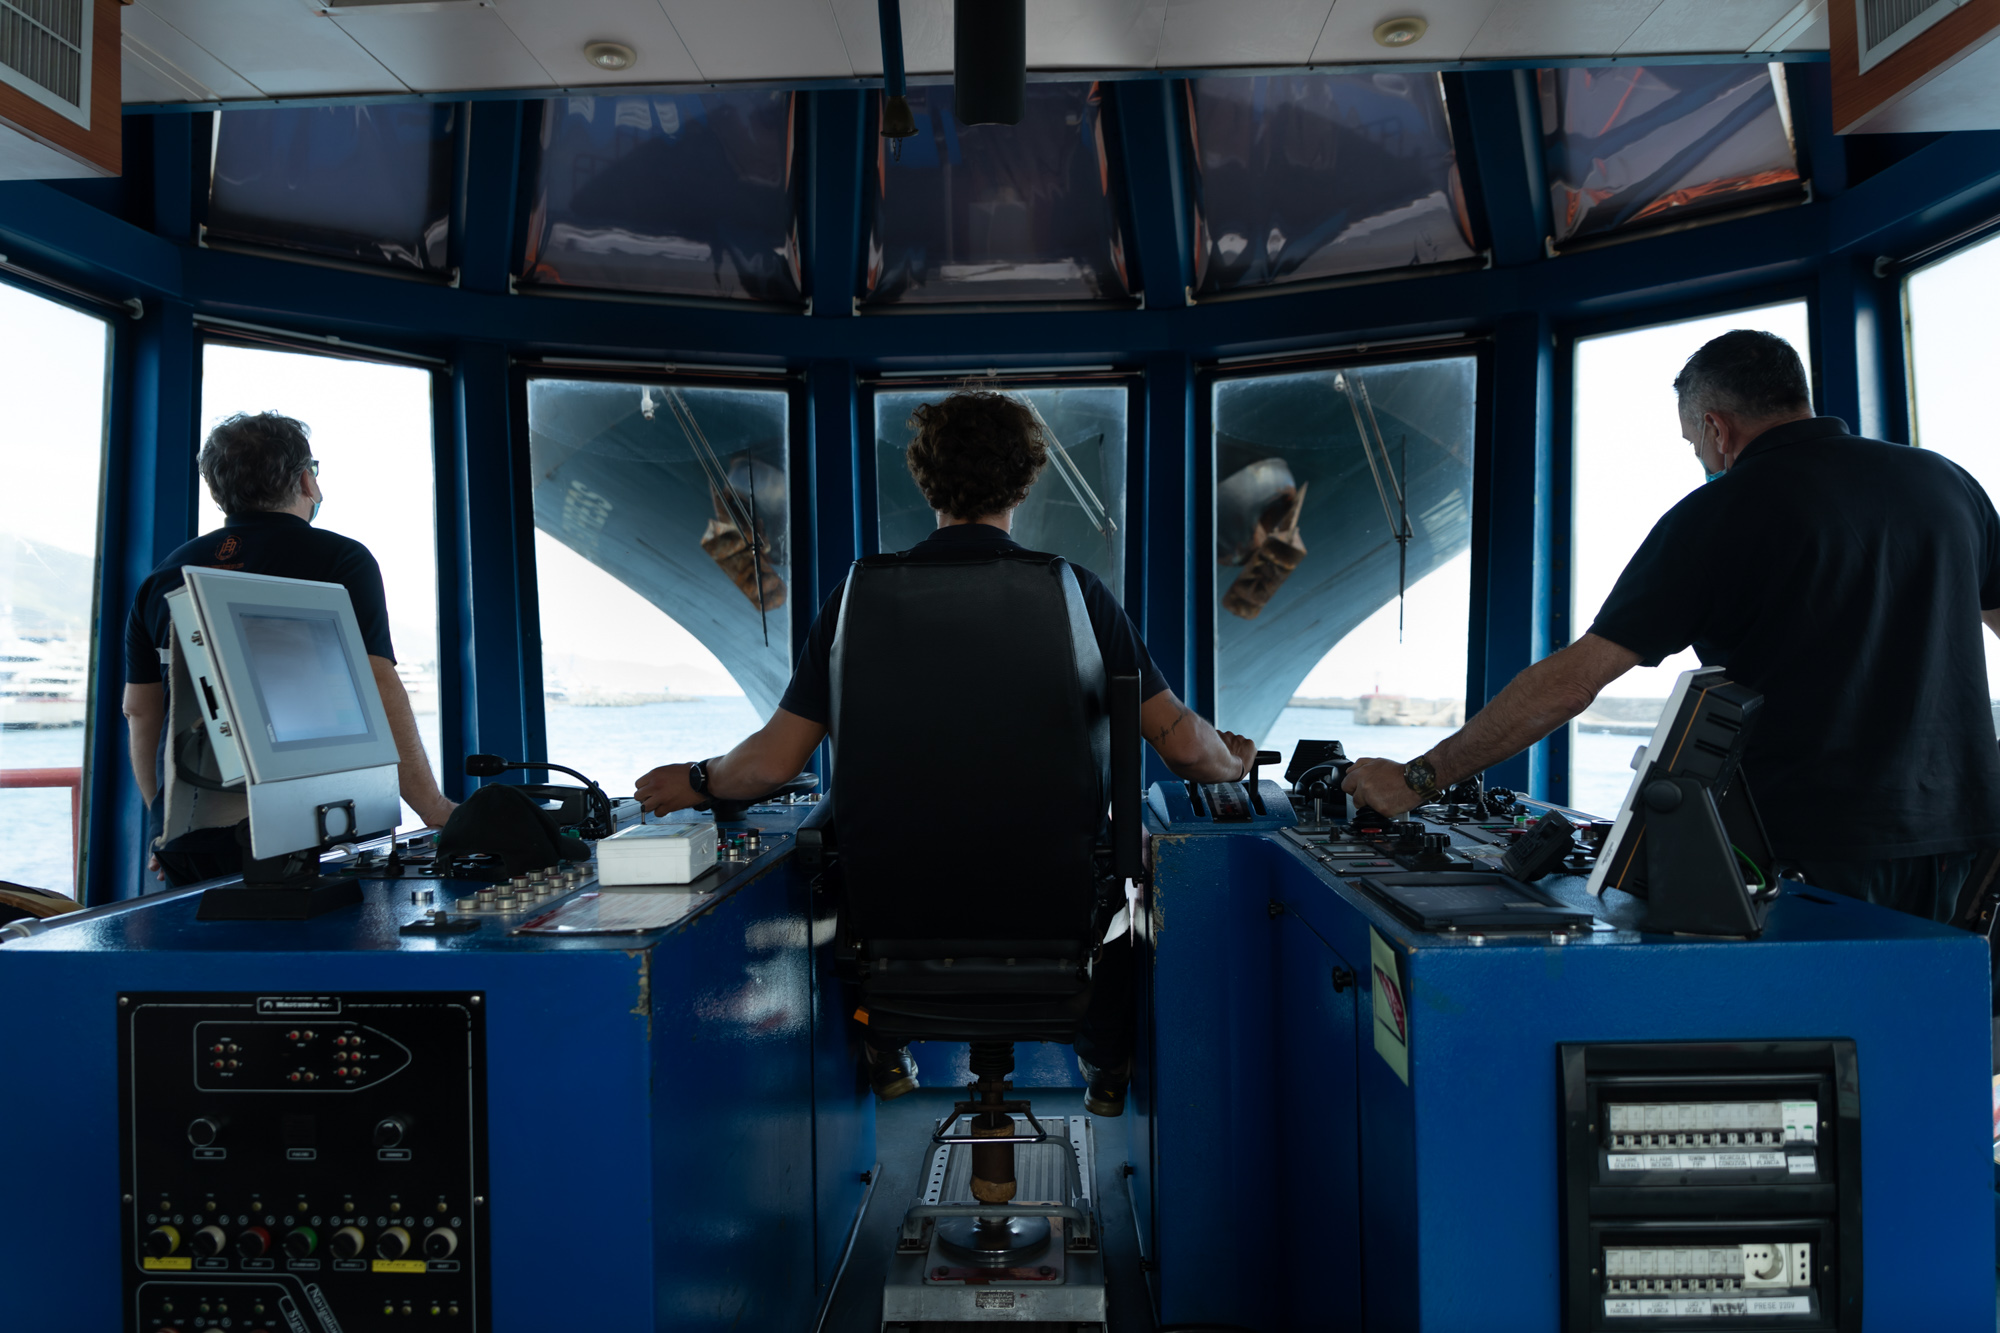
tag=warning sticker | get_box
[974,1291,1018,1310]
[372,1260,425,1274]
[1370,927,1410,1085]
[141,1256,191,1271]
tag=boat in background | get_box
[0,636,88,729]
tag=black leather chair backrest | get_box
[830,548,1107,946]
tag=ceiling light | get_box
[584,41,637,71]
[1372,17,1427,47]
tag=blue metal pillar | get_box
[1143,351,1198,749]
[1470,312,1554,799]
[1817,253,1909,443]
[87,298,200,902]
[1114,77,1191,308]
[439,344,535,787]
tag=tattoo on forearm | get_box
[1150,705,1188,746]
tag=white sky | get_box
[1908,232,2000,697]
[200,346,442,667]
[0,284,108,560]
[1572,300,1813,697]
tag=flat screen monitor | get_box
[1585,666,1774,901]
[175,567,401,858]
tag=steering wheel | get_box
[704,770,821,823]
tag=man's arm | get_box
[634,708,827,816]
[122,683,166,805]
[1343,633,1643,816]
[1142,688,1257,783]
[369,656,456,828]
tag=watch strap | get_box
[1403,755,1444,804]
[687,758,715,797]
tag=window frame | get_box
[511,93,812,313]
[0,271,115,895]
[857,83,1144,315]
[857,368,1146,610]
[1196,338,1488,731]
[199,102,468,286]
[514,359,812,743]
[1556,287,1819,808]
[1175,72,1492,305]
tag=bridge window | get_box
[199,344,441,830]
[1183,73,1476,296]
[0,283,107,896]
[1210,355,1478,763]
[862,82,1134,306]
[872,380,1129,596]
[1539,64,1804,247]
[518,91,805,304]
[1907,232,2000,721]
[526,377,791,797]
[1569,302,1811,816]
[207,105,457,273]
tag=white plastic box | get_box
[595,821,719,886]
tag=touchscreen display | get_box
[237,611,369,743]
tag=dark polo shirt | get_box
[125,511,395,686]
[1590,417,2000,860]
[778,522,1167,725]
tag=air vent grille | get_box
[0,0,86,110]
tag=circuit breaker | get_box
[118,992,489,1333]
[1560,1041,1859,1331]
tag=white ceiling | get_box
[119,0,1831,105]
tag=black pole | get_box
[954,0,1025,126]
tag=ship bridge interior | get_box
[5,2,2000,1330]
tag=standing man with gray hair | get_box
[1343,329,2000,920]
[122,412,456,886]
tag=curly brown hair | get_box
[200,412,313,516]
[905,391,1048,520]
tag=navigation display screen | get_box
[236,610,369,744]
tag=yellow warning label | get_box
[372,1260,425,1274]
[142,1257,192,1271]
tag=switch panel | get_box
[1560,1041,1859,1332]
[119,992,488,1333]
[1602,1099,1821,1178]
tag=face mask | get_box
[1704,467,1726,484]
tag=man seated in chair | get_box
[636,389,1255,1113]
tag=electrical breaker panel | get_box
[118,992,489,1333]
[1560,1041,1859,1332]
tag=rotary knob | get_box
[283,1227,317,1259]
[189,1225,227,1258]
[373,1116,410,1148]
[422,1227,458,1259]
[143,1225,181,1257]
[233,1226,271,1259]
[374,1226,412,1260]
[186,1117,223,1147]
[329,1226,366,1261]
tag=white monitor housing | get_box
[165,567,401,860]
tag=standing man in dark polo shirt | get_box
[1344,329,2000,920]
[635,390,1256,1111]
[122,412,456,885]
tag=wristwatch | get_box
[1403,754,1444,805]
[686,757,717,798]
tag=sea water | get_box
[1,701,1641,896]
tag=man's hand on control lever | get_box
[634,763,701,817]
[636,708,829,818]
[1341,757,1425,818]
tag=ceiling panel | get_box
[332,8,555,92]
[135,0,406,96]
[1312,0,1496,63]
[663,0,856,81]
[1024,0,1164,70]
[1463,0,1662,59]
[832,0,953,75]
[1784,5,1829,48]
[121,4,263,102]
[1618,0,1801,53]
[1158,0,1337,68]
[493,0,703,85]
